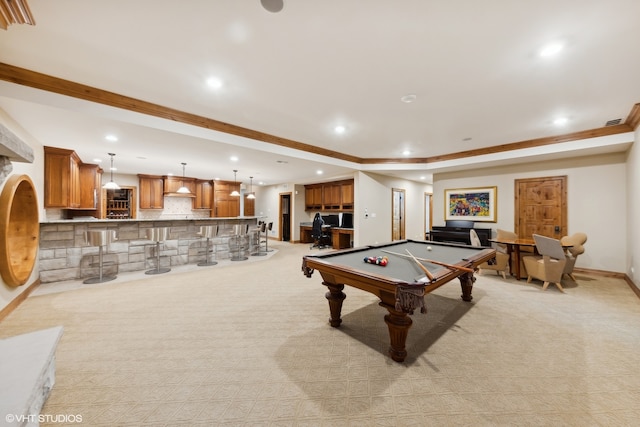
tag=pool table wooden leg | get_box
[324,283,346,327]
[382,306,412,363]
[457,272,475,302]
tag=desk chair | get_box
[310,213,331,249]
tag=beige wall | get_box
[433,152,628,274]
[0,109,44,313]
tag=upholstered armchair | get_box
[523,234,567,292]
[560,232,587,281]
[472,229,513,279]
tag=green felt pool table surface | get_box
[301,239,496,362]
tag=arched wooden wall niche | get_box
[0,174,39,287]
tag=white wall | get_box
[0,109,44,313]
[627,129,639,289]
[433,152,628,273]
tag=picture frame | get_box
[445,186,497,222]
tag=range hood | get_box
[164,191,196,198]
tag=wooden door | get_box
[391,188,405,241]
[515,176,567,239]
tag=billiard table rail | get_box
[301,239,496,362]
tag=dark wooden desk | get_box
[300,225,353,249]
[302,239,495,362]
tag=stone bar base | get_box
[39,218,260,283]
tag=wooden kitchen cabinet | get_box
[212,181,240,217]
[138,175,164,209]
[44,146,82,208]
[163,175,196,195]
[193,180,213,209]
[304,184,322,210]
[78,163,102,209]
[304,179,354,212]
[244,194,255,216]
[341,181,354,210]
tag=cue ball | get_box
[427,246,432,251]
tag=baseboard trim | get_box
[574,267,639,299]
[0,277,41,322]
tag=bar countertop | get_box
[41,216,265,224]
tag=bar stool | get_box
[229,224,249,261]
[264,222,274,252]
[252,222,267,256]
[83,230,118,284]
[197,225,218,266]
[145,227,171,275]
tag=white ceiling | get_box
[0,0,638,186]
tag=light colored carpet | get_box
[1,242,640,426]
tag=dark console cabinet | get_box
[429,223,492,246]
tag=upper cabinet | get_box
[304,179,354,212]
[138,175,164,209]
[163,175,196,196]
[44,146,97,209]
[78,163,103,209]
[193,179,213,209]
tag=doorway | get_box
[391,188,405,241]
[279,192,292,242]
[515,176,567,239]
[424,192,432,240]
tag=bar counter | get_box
[39,217,262,283]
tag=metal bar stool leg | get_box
[252,222,267,256]
[145,227,171,274]
[230,224,248,261]
[197,225,218,266]
[83,230,117,284]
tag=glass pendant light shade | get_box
[177,162,191,194]
[102,153,120,190]
[247,176,256,199]
[230,169,240,196]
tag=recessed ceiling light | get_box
[230,156,239,162]
[553,117,569,126]
[420,176,426,180]
[316,170,323,175]
[92,158,102,163]
[540,42,564,57]
[402,150,411,156]
[334,125,346,134]
[105,134,118,142]
[206,77,223,89]
[401,94,417,103]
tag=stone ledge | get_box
[0,326,64,427]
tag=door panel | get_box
[515,176,567,239]
[392,188,405,241]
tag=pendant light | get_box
[103,153,120,190]
[176,162,191,194]
[247,176,256,199]
[230,170,240,196]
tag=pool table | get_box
[301,239,495,362]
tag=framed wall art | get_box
[445,186,497,222]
